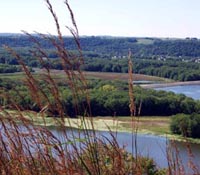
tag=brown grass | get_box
[34,68,166,82]
[1,68,166,85]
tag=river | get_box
[155,85,200,100]
[153,84,200,171]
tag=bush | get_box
[79,140,166,175]
[170,113,200,138]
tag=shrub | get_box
[79,140,166,175]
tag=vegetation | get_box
[81,58,200,81]
[170,113,200,138]
[0,63,22,73]
[78,141,166,175]
[1,35,200,58]
[0,77,199,117]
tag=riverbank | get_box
[140,80,200,89]
[7,110,200,144]
[16,111,170,134]
[2,111,200,144]
[60,116,200,144]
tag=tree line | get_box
[171,113,200,138]
[1,78,199,117]
[1,35,200,58]
[81,58,200,81]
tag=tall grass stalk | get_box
[128,50,143,173]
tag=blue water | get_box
[50,128,200,171]
[155,85,200,100]
[1,123,200,173]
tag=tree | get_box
[170,113,200,138]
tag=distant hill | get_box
[0,33,25,36]
[1,34,200,81]
[0,33,200,59]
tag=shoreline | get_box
[140,80,200,89]
[3,110,200,144]
[28,115,200,144]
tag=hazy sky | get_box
[1,0,200,38]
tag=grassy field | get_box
[1,110,169,133]
[83,71,167,82]
[7,110,170,134]
[0,68,168,82]
[116,116,170,135]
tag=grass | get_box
[0,68,169,82]
[83,71,166,82]
[0,110,175,137]
[117,117,170,134]
[1,110,170,134]
[0,72,25,79]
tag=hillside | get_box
[0,34,200,59]
[1,34,200,81]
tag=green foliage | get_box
[170,113,200,138]
[2,35,200,58]
[0,64,22,73]
[1,77,199,117]
[82,58,200,81]
[100,84,116,91]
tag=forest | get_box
[1,35,200,58]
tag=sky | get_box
[1,0,200,38]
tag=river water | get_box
[154,84,200,171]
[155,85,200,100]
[1,121,200,173]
